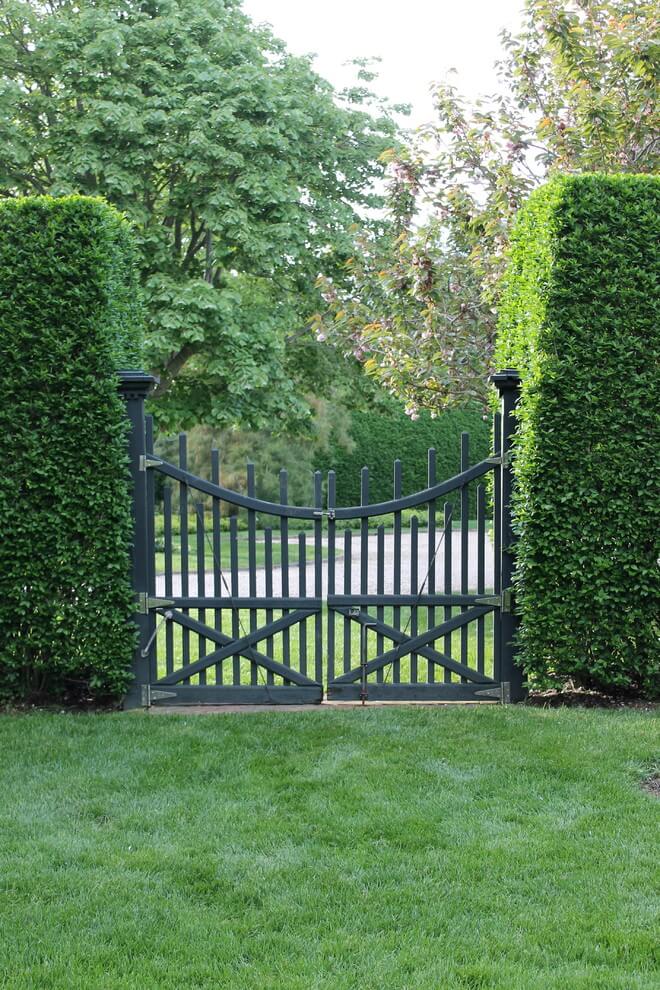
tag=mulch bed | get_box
[526,688,657,711]
[640,774,660,798]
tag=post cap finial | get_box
[117,369,158,399]
[490,369,521,393]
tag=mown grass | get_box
[0,706,657,989]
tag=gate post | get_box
[118,370,157,709]
[491,370,525,702]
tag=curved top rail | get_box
[333,458,495,519]
[152,459,318,518]
[151,455,497,520]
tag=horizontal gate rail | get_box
[328,683,504,702]
[332,681,503,702]
[160,596,324,610]
[156,608,320,687]
[145,685,324,706]
[327,594,499,609]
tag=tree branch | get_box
[151,343,198,398]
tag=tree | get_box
[0,0,401,428]
[316,0,659,414]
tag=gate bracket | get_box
[139,454,162,471]
[136,593,175,615]
[141,685,178,708]
[475,588,514,613]
[474,682,511,704]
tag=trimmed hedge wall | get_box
[0,196,142,702]
[496,174,660,697]
[318,404,491,511]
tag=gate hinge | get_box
[475,588,514,613]
[136,593,175,614]
[139,454,161,471]
[474,682,511,704]
[486,450,513,468]
[141,685,177,707]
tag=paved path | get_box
[156,530,494,598]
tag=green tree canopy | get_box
[0,0,400,428]
[317,0,659,413]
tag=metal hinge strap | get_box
[139,454,161,471]
[474,682,511,704]
[141,685,177,707]
[486,450,513,468]
[136,593,175,615]
[475,588,514,613]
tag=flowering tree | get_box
[316,0,659,414]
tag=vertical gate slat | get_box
[298,532,307,677]
[476,484,486,675]
[178,433,190,684]
[211,449,223,685]
[427,448,437,683]
[327,471,336,686]
[493,412,502,681]
[163,485,174,677]
[343,528,352,673]
[443,501,453,682]
[265,528,274,685]
[376,525,384,684]
[460,432,470,681]
[410,514,419,683]
[145,417,157,682]
[230,514,240,684]
[360,467,369,596]
[279,470,291,682]
[360,468,369,678]
[195,500,206,685]
[314,471,323,685]
[247,463,258,686]
[392,460,402,683]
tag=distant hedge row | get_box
[0,196,141,703]
[497,174,660,698]
[318,404,491,513]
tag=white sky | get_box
[241,0,526,128]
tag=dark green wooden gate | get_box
[119,371,523,708]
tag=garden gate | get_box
[119,371,523,708]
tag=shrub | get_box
[0,196,142,702]
[318,403,491,512]
[496,174,660,697]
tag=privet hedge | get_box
[0,196,142,702]
[318,403,491,512]
[496,174,660,697]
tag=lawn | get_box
[0,706,657,989]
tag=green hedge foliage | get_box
[496,174,660,697]
[0,196,142,702]
[318,404,491,513]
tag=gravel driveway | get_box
[156,530,494,598]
